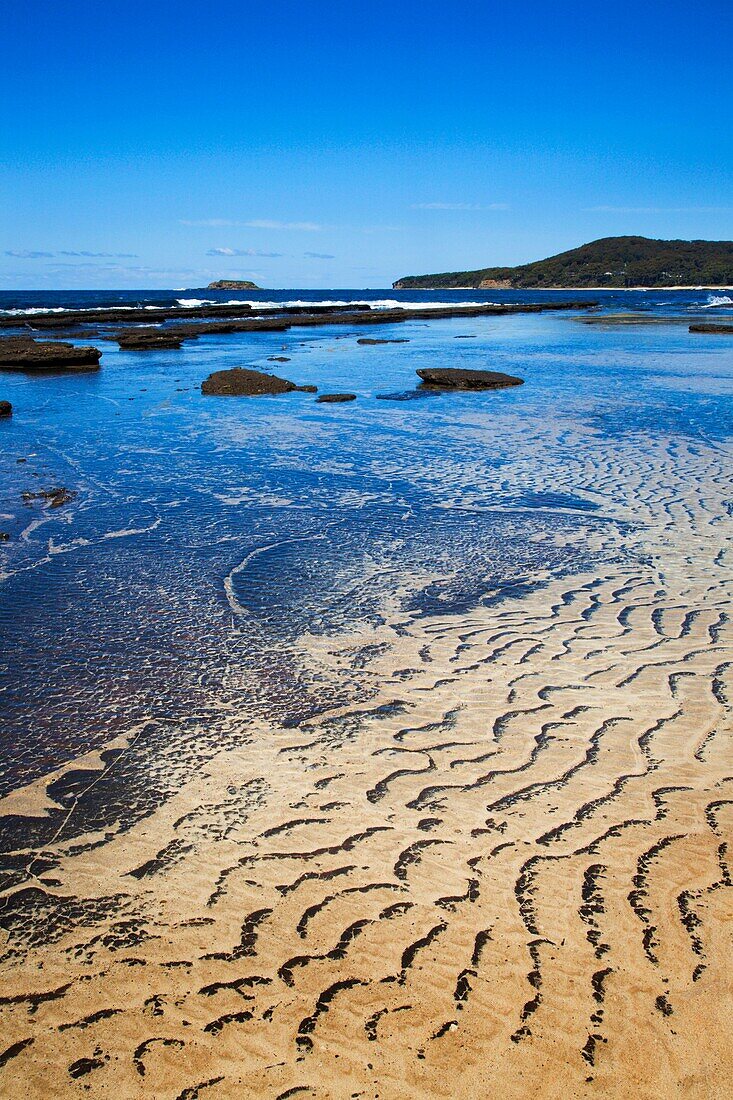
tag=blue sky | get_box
[1,0,731,289]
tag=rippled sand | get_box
[0,428,731,1099]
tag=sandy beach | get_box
[1,408,730,1099]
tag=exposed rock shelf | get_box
[689,323,733,334]
[201,367,317,396]
[417,367,524,390]
[0,338,101,372]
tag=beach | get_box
[0,291,731,1098]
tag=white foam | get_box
[176,296,496,312]
[703,294,733,308]
[0,304,146,317]
[0,306,70,316]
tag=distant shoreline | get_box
[395,285,733,292]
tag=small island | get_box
[207,279,261,290]
[394,236,733,289]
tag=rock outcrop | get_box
[416,367,524,390]
[0,338,101,372]
[0,303,256,330]
[689,323,733,334]
[0,400,11,417]
[316,393,357,403]
[22,487,77,509]
[206,280,260,290]
[116,330,184,350]
[201,367,314,396]
[357,338,410,345]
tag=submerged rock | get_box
[201,367,313,396]
[689,323,733,334]
[0,338,101,372]
[22,487,78,509]
[416,367,524,390]
[376,389,440,402]
[0,400,11,417]
[357,338,410,345]
[316,393,357,403]
[267,355,291,362]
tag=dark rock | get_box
[201,367,302,396]
[116,330,183,350]
[689,323,733,334]
[416,367,524,390]
[22,487,78,509]
[0,338,101,373]
[316,393,357,403]
[297,385,318,393]
[0,302,256,330]
[113,317,290,349]
[0,300,590,335]
[0,400,11,417]
[267,356,291,362]
[454,335,477,339]
[376,389,440,401]
[357,338,410,345]
[0,532,9,541]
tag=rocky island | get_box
[206,279,261,290]
[394,235,733,289]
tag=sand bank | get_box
[0,431,731,1099]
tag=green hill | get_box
[393,236,733,290]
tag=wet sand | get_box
[0,428,731,1098]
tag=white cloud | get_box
[5,249,137,259]
[181,218,323,230]
[304,251,335,259]
[206,247,283,257]
[58,250,138,258]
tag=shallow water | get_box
[0,290,731,811]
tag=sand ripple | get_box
[0,433,731,1098]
